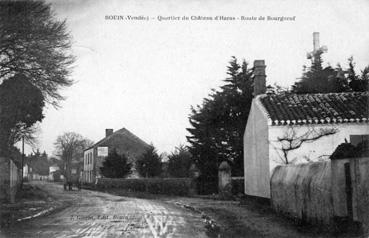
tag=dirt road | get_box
[1,182,207,238]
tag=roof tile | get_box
[260,92,369,126]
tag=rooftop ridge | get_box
[84,127,149,151]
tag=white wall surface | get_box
[244,98,270,198]
[268,123,369,174]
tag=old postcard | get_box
[0,0,368,237]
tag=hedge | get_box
[95,177,196,196]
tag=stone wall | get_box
[270,161,333,225]
[0,157,10,201]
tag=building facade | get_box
[83,128,150,183]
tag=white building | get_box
[23,163,31,179]
[49,164,60,181]
[244,60,369,199]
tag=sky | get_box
[22,0,369,156]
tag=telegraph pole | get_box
[21,136,24,189]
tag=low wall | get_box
[351,157,369,233]
[0,157,19,203]
[270,161,333,225]
[95,177,196,196]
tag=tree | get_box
[0,1,75,106]
[292,51,368,93]
[49,156,63,168]
[100,149,132,178]
[346,57,369,92]
[9,124,41,150]
[0,1,75,156]
[136,145,162,178]
[274,126,338,164]
[54,132,93,177]
[0,74,44,156]
[167,145,192,178]
[27,150,49,176]
[187,57,254,183]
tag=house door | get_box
[344,163,353,220]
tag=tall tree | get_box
[0,1,75,105]
[27,150,49,176]
[346,57,369,92]
[292,52,368,93]
[167,145,192,178]
[187,57,254,188]
[100,149,132,178]
[136,145,162,178]
[54,132,93,177]
[0,1,75,156]
[0,74,44,156]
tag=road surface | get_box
[1,182,207,238]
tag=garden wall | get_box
[95,177,196,196]
[270,161,333,225]
[0,157,19,203]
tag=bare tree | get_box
[54,132,93,176]
[276,126,338,164]
[9,123,41,149]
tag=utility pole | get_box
[21,136,24,189]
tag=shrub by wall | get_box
[96,177,195,196]
[231,177,244,195]
[270,161,333,226]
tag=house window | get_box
[350,135,369,146]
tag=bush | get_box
[330,143,358,160]
[167,145,192,178]
[100,149,131,178]
[331,141,369,160]
[96,178,195,196]
[232,177,244,195]
[136,145,162,177]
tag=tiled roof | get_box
[259,92,369,126]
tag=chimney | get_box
[105,129,113,137]
[253,60,266,96]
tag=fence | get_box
[270,161,333,225]
[271,155,369,233]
